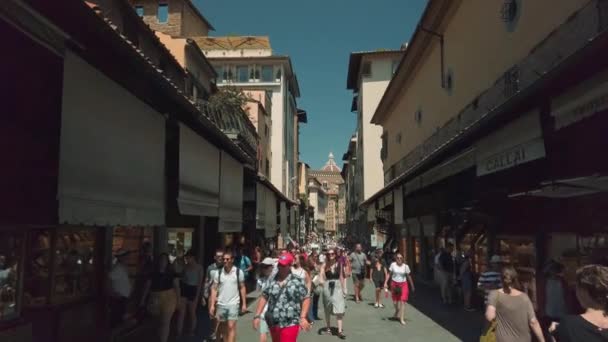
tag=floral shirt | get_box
[262,274,309,328]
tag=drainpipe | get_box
[419,26,446,89]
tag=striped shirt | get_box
[477,271,502,304]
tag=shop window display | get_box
[112,227,154,279]
[168,228,195,263]
[498,236,537,309]
[23,230,51,307]
[52,228,97,303]
[0,232,23,321]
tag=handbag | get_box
[479,320,497,342]
[392,283,403,297]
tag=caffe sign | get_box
[476,110,545,176]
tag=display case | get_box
[168,228,195,262]
[22,227,99,308]
[112,227,154,279]
[0,231,24,322]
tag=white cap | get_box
[261,257,276,266]
[490,255,503,264]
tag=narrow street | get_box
[236,282,482,342]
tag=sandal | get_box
[324,328,332,335]
[400,320,406,326]
[338,331,346,339]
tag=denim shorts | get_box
[216,304,239,322]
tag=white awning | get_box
[218,151,243,232]
[265,188,277,238]
[280,202,288,237]
[256,182,266,229]
[58,51,165,226]
[178,123,220,217]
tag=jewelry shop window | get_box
[112,227,154,280]
[52,228,97,304]
[23,230,51,307]
[0,231,24,321]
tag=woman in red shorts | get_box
[388,253,415,325]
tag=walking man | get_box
[349,243,370,303]
[203,249,224,341]
[253,253,311,342]
[209,251,247,342]
[107,249,132,328]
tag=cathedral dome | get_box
[321,152,341,172]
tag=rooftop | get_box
[346,49,405,90]
[193,36,271,51]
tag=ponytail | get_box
[501,266,520,294]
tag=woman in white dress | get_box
[320,249,347,339]
[388,253,415,325]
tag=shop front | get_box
[218,151,245,248]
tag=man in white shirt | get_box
[209,251,247,342]
[107,249,132,328]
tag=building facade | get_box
[366,0,608,312]
[309,153,345,237]
[344,49,404,245]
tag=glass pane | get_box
[157,4,168,23]
[0,232,23,321]
[23,230,51,307]
[262,66,273,82]
[112,226,154,279]
[52,228,97,304]
[167,228,195,272]
[237,66,249,82]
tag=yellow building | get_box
[365,0,608,287]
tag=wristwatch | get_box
[253,314,262,320]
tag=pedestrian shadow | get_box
[408,285,484,342]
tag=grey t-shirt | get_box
[349,252,367,275]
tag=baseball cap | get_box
[278,253,294,266]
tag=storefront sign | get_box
[476,110,545,177]
[477,138,546,176]
[552,77,608,130]
[421,148,476,188]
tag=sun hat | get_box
[261,257,276,266]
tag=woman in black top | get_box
[369,256,388,308]
[550,264,608,342]
[141,253,180,342]
[320,249,347,339]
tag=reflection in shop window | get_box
[24,230,51,307]
[168,228,195,267]
[0,232,23,321]
[53,228,97,303]
[112,227,154,280]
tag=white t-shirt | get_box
[108,263,131,298]
[389,262,411,283]
[213,266,245,306]
[291,267,306,280]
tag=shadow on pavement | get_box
[408,283,485,342]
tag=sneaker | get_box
[210,333,216,340]
[374,303,379,308]
[378,304,385,308]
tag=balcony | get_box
[195,100,258,159]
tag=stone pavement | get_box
[233,280,484,342]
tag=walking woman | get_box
[175,250,204,337]
[388,253,415,325]
[485,266,545,342]
[370,256,389,308]
[141,253,180,342]
[320,248,347,339]
[550,264,608,341]
[307,255,321,322]
[292,255,312,292]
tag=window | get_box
[0,231,24,321]
[112,226,154,283]
[361,61,372,77]
[52,228,97,303]
[24,230,51,307]
[167,228,195,265]
[135,5,144,17]
[157,3,168,23]
[275,68,282,82]
[237,65,248,83]
[261,65,274,82]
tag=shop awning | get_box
[256,182,266,229]
[265,188,277,238]
[219,151,244,232]
[58,51,165,226]
[178,123,221,217]
[393,186,404,224]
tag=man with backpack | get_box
[203,249,224,340]
[209,250,247,342]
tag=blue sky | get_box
[194,0,427,169]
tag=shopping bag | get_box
[479,320,497,342]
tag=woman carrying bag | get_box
[388,253,415,325]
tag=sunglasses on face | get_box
[223,258,233,261]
